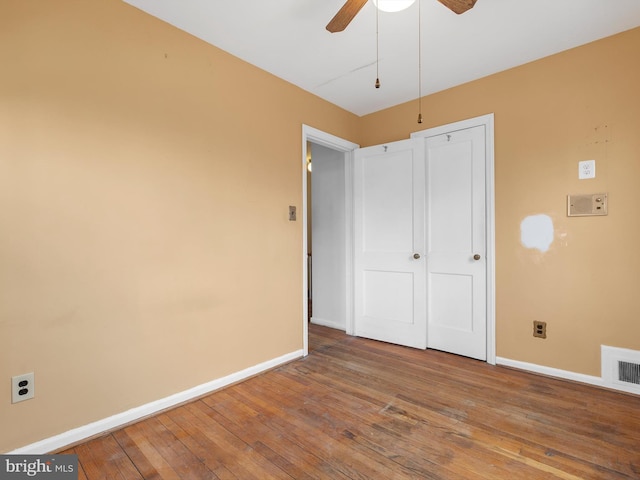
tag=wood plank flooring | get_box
[61,324,640,479]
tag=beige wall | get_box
[361,27,640,377]
[2,0,639,453]
[0,0,359,452]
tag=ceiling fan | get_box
[326,0,477,32]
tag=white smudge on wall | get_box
[520,215,554,252]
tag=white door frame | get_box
[411,113,496,365]
[301,125,359,356]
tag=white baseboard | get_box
[496,356,605,388]
[8,349,304,455]
[310,317,345,331]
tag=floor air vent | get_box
[602,346,640,395]
[618,361,640,385]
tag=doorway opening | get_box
[301,126,358,356]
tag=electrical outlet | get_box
[12,372,35,404]
[533,321,547,339]
[578,160,596,179]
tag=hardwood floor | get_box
[61,324,640,479]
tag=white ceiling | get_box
[123,0,640,116]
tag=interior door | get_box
[353,139,427,349]
[425,126,487,360]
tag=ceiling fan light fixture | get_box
[372,0,416,13]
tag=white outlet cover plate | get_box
[12,372,35,403]
[579,160,596,179]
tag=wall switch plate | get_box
[567,193,608,216]
[579,160,596,179]
[289,205,296,221]
[12,372,35,403]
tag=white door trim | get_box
[301,125,359,356]
[411,113,496,365]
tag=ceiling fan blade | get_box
[326,0,369,33]
[437,0,478,14]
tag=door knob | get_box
[473,254,481,260]
[413,253,421,259]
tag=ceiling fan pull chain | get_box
[417,0,423,123]
[375,3,381,89]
